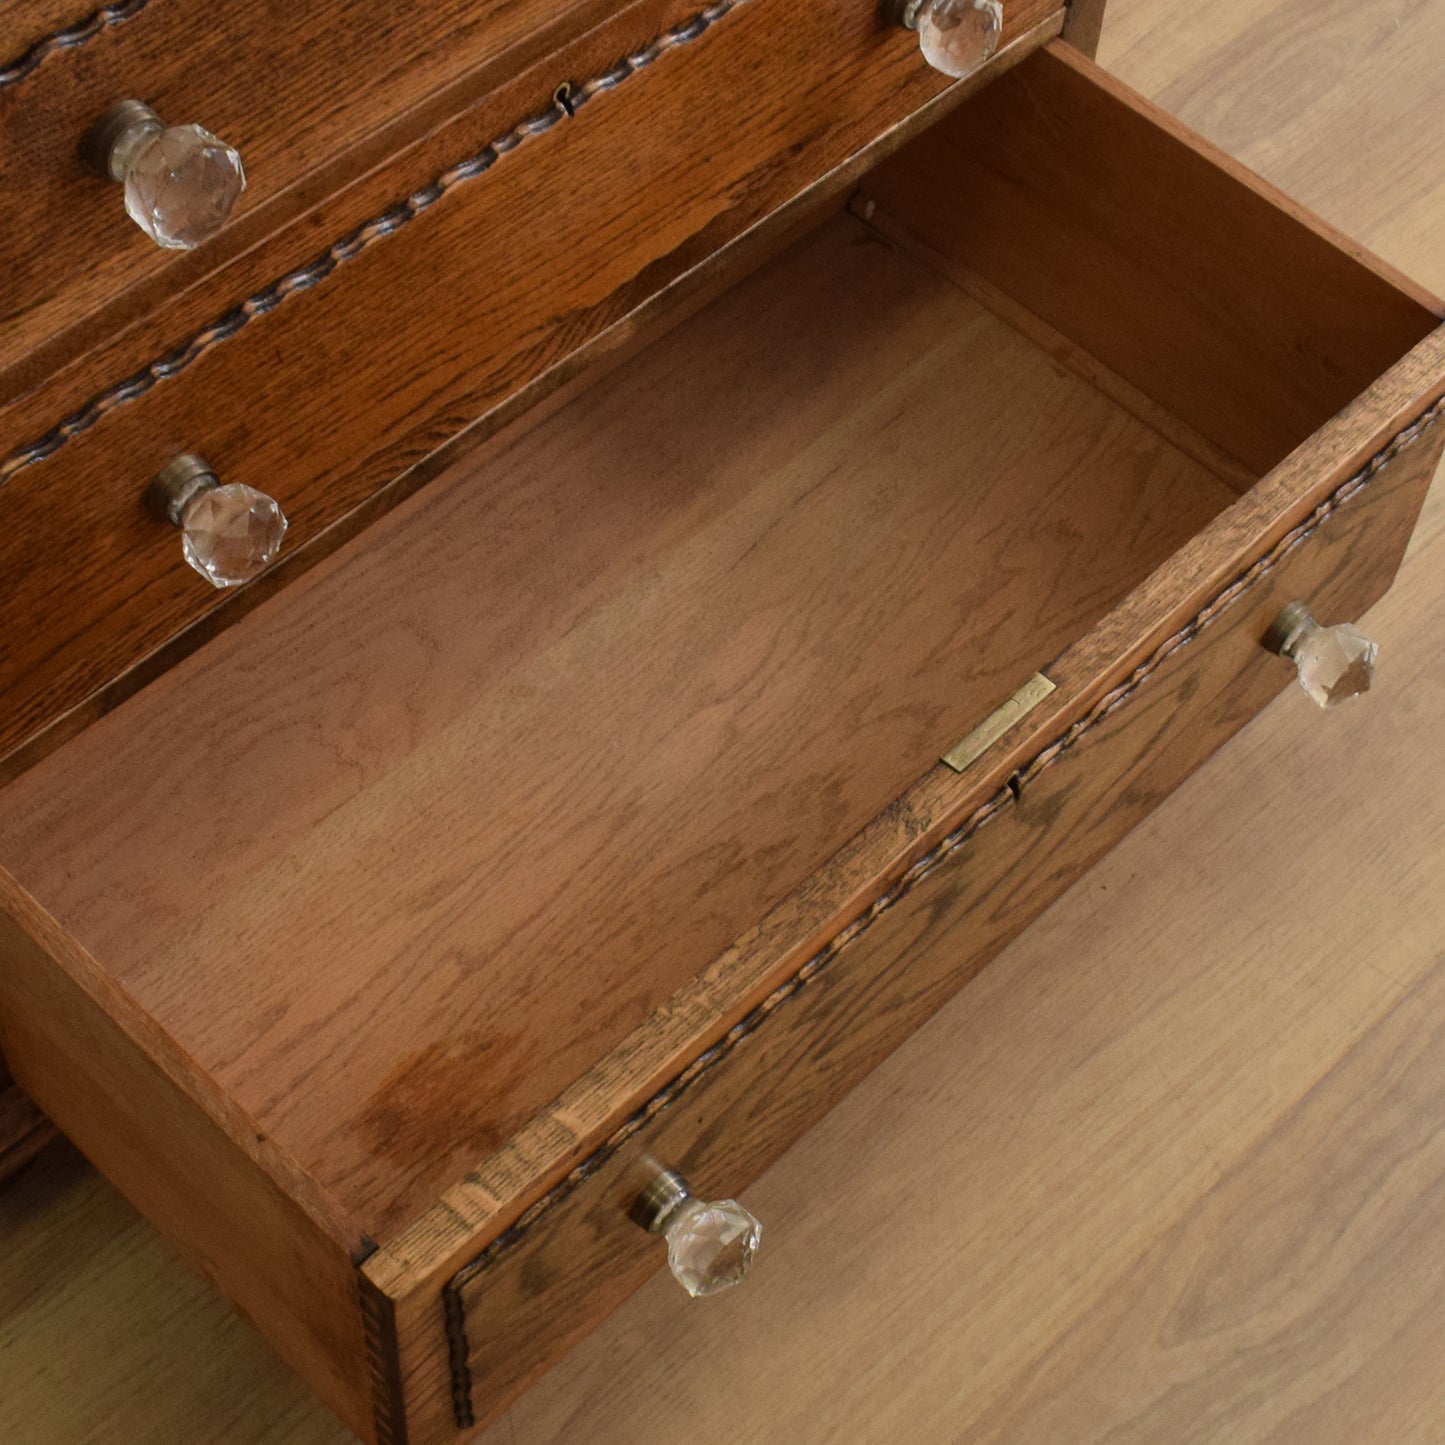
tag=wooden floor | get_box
[4,0,1445,1439]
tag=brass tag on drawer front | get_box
[941,672,1056,773]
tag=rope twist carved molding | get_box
[0,0,746,488]
[438,392,1445,1428]
[0,0,150,91]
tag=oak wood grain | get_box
[369,107,1445,1316]
[368,88,1445,1443]
[490,470,1445,1445]
[7,32,1443,1436]
[0,0,1065,445]
[7,453,1445,1445]
[0,207,1235,1241]
[7,443,1444,1445]
[6,3,1445,1442]
[0,0,725,393]
[0,0,1061,783]
[476,6,1445,1439]
[2,0,119,55]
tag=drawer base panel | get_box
[0,206,1234,1237]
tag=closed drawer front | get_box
[0,0,786,388]
[429,396,1443,1438]
[0,0,1062,780]
[0,37,1442,1445]
[3,0,566,384]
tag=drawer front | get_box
[0,0,1062,780]
[0,0,652,390]
[425,401,1443,1441]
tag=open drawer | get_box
[0,40,1442,1445]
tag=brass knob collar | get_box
[147,452,220,526]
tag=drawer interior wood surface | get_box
[0,38,1441,1445]
[0,202,1250,1234]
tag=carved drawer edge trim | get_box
[438,394,1445,1428]
[0,0,151,92]
[0,0,750,487]
[360,1269,411,1445]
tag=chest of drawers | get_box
[1,2,1442,1440]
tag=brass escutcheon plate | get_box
[941,672,1056,773]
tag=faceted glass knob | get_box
[84,100,245,249]
[180,484,287,588]
[901,0,1004,78]
[662,1197,761,1298]
[628,1167,761,1299]
[1265,601,1378,708]
[148,454,287,589]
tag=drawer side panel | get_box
[0,876,378,1442]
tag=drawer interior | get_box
[0,45,1436,1246]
